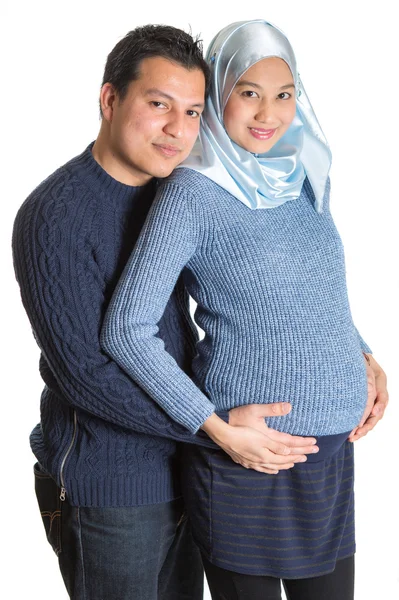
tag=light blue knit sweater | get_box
[102,169,369,436]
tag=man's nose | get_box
[163,111,185,139]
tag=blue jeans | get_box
[34,463,204,600]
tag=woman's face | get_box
[223,57,296,154]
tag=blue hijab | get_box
[181,20,332,212]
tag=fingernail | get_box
[298,457,307,462]
[311,446,319,453]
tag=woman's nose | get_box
[255,101,275,124]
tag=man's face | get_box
[105,57,206,185]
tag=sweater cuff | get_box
[356,328,372,354]
[185,401,216,433]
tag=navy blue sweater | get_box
[12,144,213,507]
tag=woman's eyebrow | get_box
[235,81,296,91]
[235,80,262,90]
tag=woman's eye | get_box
[186,110,200,118]
[242,90,258,98]
[278,92,292,100]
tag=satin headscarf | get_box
[181,20,332,212]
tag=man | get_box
[12,24,387,600]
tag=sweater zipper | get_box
[59,409,77,501]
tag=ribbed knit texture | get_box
[103,168,368,436]
[12,145,214,507]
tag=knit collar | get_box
[72,142,157,207]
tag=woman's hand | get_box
[200,405,319,474]
[228,403,318,455]
[348,354,389,442]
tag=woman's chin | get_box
[234,133,280,155]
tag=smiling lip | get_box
[153,144,181,157]
[249,128,276,141]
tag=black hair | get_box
[100,24,210,112]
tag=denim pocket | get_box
[34,462,62,555]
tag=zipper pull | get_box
[60,487,66,502]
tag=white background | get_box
[1,1,398,598]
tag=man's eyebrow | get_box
[145,88,174,100]
[144,88,204,108]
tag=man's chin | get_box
[152,164,181,179]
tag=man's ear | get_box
[100,83,118,123]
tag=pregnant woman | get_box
[102,19,384,599]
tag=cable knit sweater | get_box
[102,168,370,437]
[12,144,214,507]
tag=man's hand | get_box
[201,404,319,474]
[348,354,389,442]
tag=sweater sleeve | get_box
[12,175,215,445]
[355,327,372,354]
[102,182,215,433]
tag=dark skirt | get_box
[181,432,355,579]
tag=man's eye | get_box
[187,110,200,118]
[151,101,167,108]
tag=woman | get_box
[102,19,380,599]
